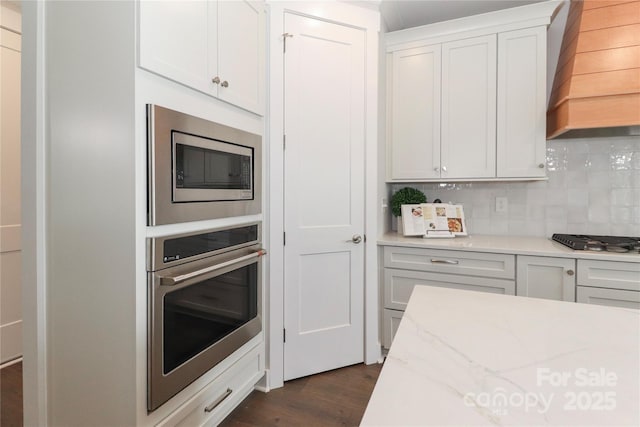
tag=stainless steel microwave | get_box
[147,105,262,225]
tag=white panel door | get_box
[389,45,441,180]
[497,27,547,178]
[217,0,264,114]
[283,13,365,381]
[516,256,576,302]
[441,35,496,178]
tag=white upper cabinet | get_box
[139,0,264,115]
[215,0,264,114]
[389,45,441,180]
[139,1,210,92]
[441,35,496,179]
[385,1,560,182]
[497,26,547,178]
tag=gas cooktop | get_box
[552,234,640,253]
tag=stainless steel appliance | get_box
[552,234,640,253]
[147,223,265,411]
[147,105,262,225]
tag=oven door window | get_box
[162,263,258,374]
[173,131,252,195]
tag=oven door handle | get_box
[160,249,267,286]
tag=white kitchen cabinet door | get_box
[516,256,576,302]
[388,45,441,180]
[577,259,640,292]
[382,309,403,349]
[497,27,547,178]
[139,1,211,94]
[441,35,497,179]
[216,0,264,114]
[384,268,515,311]
[576,286,640,310]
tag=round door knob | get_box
[566,269,575,276]
[221,80,229,88]
[538,163,545,168]
[350,234,362,244]
[212,76,221,84]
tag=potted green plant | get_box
[390,187,427,233]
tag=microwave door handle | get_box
[160,249,267,286]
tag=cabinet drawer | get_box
[382,309,404,349]
[577,260,640,292]
[577,286,640,310]
[384,268,515,310]
[157,347,263,427]
[384,247,515,279]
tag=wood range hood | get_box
[547,0,640,139]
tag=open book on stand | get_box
[400,203,467,238]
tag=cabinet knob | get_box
[566,269,575,276]
[538,163,545,169]
[221,80,229,88]
[212,76,221,84]
[441,166,447,173]
[434,167,440,172]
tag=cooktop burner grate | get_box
[552,234,640,253]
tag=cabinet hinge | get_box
[283,232,286,246]
[283,328,286,343]
[283,134,286,150]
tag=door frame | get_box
[266,1,381,390]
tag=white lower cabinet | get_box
[576,287,640,309]
[382,246,515,348]
[576,259,640,309]
[157,346,263,427]
[381,244,640,348]
[385,268,515,311]
[383,309,404,349]
[516,256,576,302]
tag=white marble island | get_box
[361,287,640,426]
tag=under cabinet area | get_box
[139,0,264,114]
[576,260,640,309]
[516,256,576,302]
[386,4,554,182]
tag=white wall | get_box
[1,2,22,365]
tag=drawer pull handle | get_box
[204,388,232,413]
[430,259,459,265]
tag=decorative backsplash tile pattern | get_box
[390,136,640,237]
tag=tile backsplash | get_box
[390,135,640,238]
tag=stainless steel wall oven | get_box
[147,223,264,411]
[147,105,262,225]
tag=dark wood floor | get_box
[1,361,23,427]
[220,363,383,427]
[0,361,381,427]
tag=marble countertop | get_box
[378,233,640,263]
[361,286,640,426]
